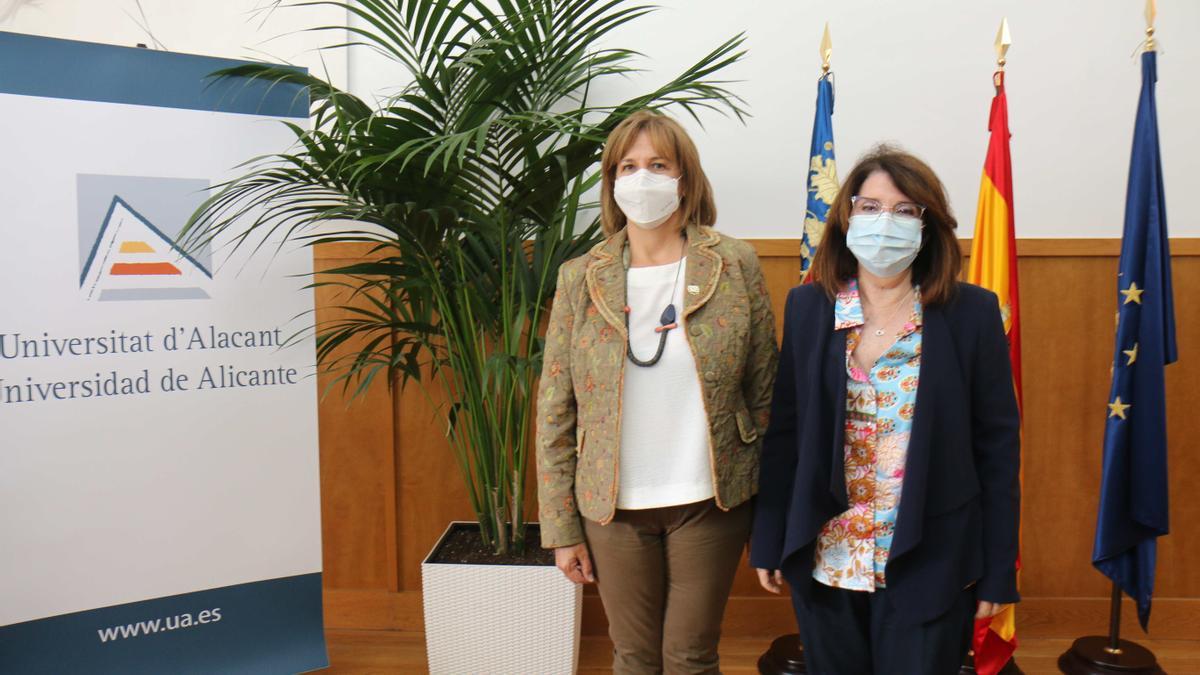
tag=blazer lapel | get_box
[682,226,722,318]
[589,226,721,333]
[826,326,849,510]
[585,229,628,338]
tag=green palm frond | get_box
[184,0,747,554]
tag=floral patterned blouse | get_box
[812,279,923,591]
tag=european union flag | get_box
[1092,49,1177,632]
[801,73,837,279]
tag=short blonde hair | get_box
[599,110,716,236]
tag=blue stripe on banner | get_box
[0,573,328,674]
[0,31,308,118]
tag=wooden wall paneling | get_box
[1008,255,1199,598]
[1157,256,1200,598]
[395,365,476,590]
[314,247,399,591]
[756,255,801,343]
[324,589,424,632]
[315,237,1200,634]
[1012,597,1200,641]
[1014,256,1120,597]
[1014,238,1200,257]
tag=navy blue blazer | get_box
[750,282,1021,623]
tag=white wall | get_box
[581,0,1200,239]
[0,0,348,89]
[6,1,1198,238]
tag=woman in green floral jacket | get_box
[536,110,778,674]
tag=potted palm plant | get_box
[185,0,748,671]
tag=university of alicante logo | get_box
[77,174,212,302]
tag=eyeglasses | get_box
[850,196,926,220]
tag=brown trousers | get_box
[583,498,752,675]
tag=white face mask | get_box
[613,169,681,230]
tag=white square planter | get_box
[422,521,583,675]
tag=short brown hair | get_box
[812,144,961,305]
[599,110,716,236]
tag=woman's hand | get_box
[555,543,595,585]
[756,568,785,594]
[975,601,1008,619]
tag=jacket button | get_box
[704,370,716,382]
[690,325,702,336]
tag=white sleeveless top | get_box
[617,259,714,509]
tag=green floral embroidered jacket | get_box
[536,226,779,548]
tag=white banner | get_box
[0,32,326,674]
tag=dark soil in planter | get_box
[427,522,555,566]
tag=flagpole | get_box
[1059,4,1168,672]
[962,18,1022,675]
[1059,582,1160,675]
[1107,581,1122,653]
[759,22,838,675]
[797,22,836,284]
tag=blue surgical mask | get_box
[845,213,923,278]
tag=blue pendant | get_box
[660,303,676,326]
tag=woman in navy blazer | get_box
[751,146,1020,674]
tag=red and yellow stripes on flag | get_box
[968,70,1022,675]
[970,72,1022,404]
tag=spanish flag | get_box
[968,69,1021,675]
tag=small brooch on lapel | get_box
[687,285,700,295]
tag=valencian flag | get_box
[801,71,837,280]
[1092,48,1176,631]
[967,69,1021,675]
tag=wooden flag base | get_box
[757,633,806,674]
[1057,636,1163,674]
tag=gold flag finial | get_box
[994,17,1012,69]
[1144,0,1157,51]
[820,22,832,74]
